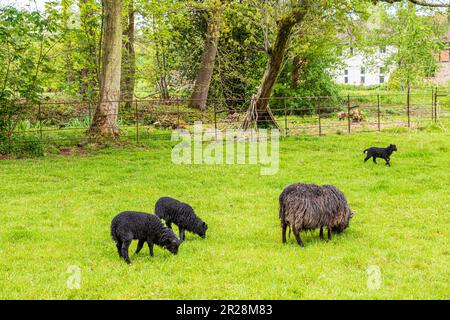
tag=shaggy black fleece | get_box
[364,144,397,166]
[279,183,354,247]
[155,197,208,241]
[111,211,181,263]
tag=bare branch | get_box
[408,0,450,7]
[376,0,450,8]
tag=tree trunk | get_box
[291,55,301,90]
[79,0,101,100]
[189,5,223,111]
[245,1,308,128]
[90,0,122,139]
[62,0,74,86]
[155,41,170,100]
[120,0,135,109]
[251,19,296,127]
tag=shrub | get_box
[0,135,44,158]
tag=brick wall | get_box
[439,49,450,62]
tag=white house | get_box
[335,46,395,86]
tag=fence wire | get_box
[4,90,450,146]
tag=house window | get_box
[350,47,354,55]
[344,69,348,75]
[344,77,348,84]
[380,46,386,54]
[380,76,385,84]
[361,67,365,74]
[361,76,365,84]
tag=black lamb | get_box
[110,211,181,264]
[363,144,397,166]
[155,197,208,241]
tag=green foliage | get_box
[208,1,266,104]
[0,135,44,158]
[368,2,446,89]
[0,5,60,144]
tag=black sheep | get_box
[110,211,181,264]
[155,197,208,241]
[279,183,354,247]
[363,144,397,166]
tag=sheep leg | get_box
[135,239,145,254]
[293,229,304,247]
[327,228,332,241]
[385,158,390,166]
[373,157,377,164]
[166,220,172,229]
[320,227,324,240]
[147,240,154,257]
[116,241,123,258]
[179,228,185,241]
[364,155,370,162]
[281,223,287,243]
[121,240,132,264]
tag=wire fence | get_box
[5,89,450,145]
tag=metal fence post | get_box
[38,101,43,140]
[377,94,381,132]
[135,100,139,143]
[284,98,288,137]
[347,94,351,134]
[213,103,217,140]
[318,98,322,136]
[431,88,434,123]
[434,87,438,123]
[177,104,180,129]
[407,85,411,128]
[88,100,92,126]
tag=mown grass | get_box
[0,127,449,299]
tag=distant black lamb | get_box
[111,211,181,264]
[155,197,208,241]
[279,183,354,247]
[364,144,397,167]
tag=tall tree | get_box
[61,0,75,86]
[243,0,308,128]
[90,0,123,139]
[120,0,135,108]
[78,0,102,99]
[189,0,225,111]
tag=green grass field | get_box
[0,127,449,299]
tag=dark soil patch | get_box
[58,146,85,157]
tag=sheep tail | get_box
[363,149,368,153]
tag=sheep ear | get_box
[203,222,208,229]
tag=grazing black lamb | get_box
[279,183,354,247]
[155,197,207,241]
[111,211,181,264]
[364,144,397,166]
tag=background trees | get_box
[0,5,60,146]
[0,0,449,140]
